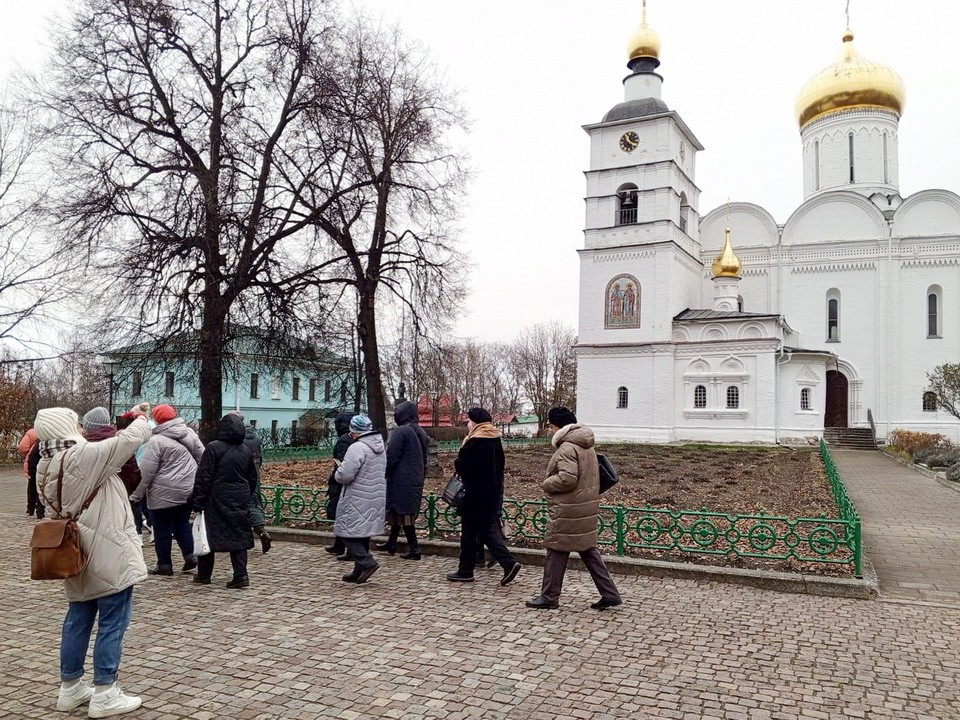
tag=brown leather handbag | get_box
[30,452,101,581]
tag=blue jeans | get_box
[150,504,194,567]
[60,587,134,685]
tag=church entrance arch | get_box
[824,370,849,428]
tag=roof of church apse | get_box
[673,309,780,322]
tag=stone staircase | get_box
[823,427,877,450]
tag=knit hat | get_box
[467,407,493,424]
[349,414,373,433]
[547,406,577,428]
[152,404,176,424]
[34,407,82,441]
[82,406,112,433]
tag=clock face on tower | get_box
[619,130,640,153]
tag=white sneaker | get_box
[56,680,93,710]
[87,685,142,718]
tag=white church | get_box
[576,8,960,444]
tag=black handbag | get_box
[597,453,619,494]
[441,473,466,508]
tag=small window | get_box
[340,380,348,404]
[927,288,941,338]
[800,387,812,411]
[826,290,841,341]
[309,379,317,402]
[250,373,259,399]
[922,392,937,412]
[848,132,855,183]
[694,385,707,409]
[324,379,332,402]
[164,371,174,398]
[132,371,142,397]
[726,386,739,409]
[814,140,821,191]
[617,386,628,409]
[270,419,278,443]
[271,376,281,400]
[291,419,298,441]
[249,419,257,428]
[292,377,300,401]
[882,132,889,184]
[616,184,638,226]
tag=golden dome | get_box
[795,29,905,129]
[711,228,742,279]
[627,2,660,61]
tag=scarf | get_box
[461,421,501,446]
[38,439,78,458]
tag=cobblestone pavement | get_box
[831,450,960,604]
[3,471,960,719]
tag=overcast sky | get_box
[2,1,958,346]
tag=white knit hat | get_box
[35,407,83,441]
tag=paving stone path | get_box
[2,469,960,719]
[831,450,960,604]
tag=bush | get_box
[947,462,960,482]
[887,429,951,458]
[424,426,467,442]
[923,449,960,468]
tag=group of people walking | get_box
[21,396,620,717]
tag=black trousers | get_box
[458,515,516,577]
[197,550,248,580]
[150,504,194,567]
[26,474,40,514]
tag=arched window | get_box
[726,386,739,409]
[679,191,689,234]
[737,295,744,312]
[848,132,855,183]
[922,392,937,412]
[800,387,812,411]
[882,132,889,184]
[927,285,942,338]
[694,385,707,409]
[826,289,840,341]
[617,386,629,409]
[616,184,638,226]
[814,140,821,191]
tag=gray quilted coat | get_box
[334,431,387,539]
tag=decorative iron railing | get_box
[262,441,862,575]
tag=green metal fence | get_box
[262,440,862,575]
[263,436,551,462]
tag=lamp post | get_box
[430,389,440,427]
[101,359,120,421]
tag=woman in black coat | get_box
[446,408,521,586]
[379,400,429,560]
[324,411,355,558]
[192,414,258,588]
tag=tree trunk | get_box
[198,298,226,443]
[357,280,386,433]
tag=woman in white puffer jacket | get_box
[35,407,151,718]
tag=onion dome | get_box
[711,228,742,279]
[627,2,661,63]
[795,29,905,129]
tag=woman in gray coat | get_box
[334,415,387,584]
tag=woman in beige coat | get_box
[35,407,152,717]
[525,407,622,611]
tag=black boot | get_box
[375,525,400,554]
[400,525,420,560]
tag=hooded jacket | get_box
[192,414,257,552]
[36,417,152,602]
[385,400,429,516]
[542,423,600,552]
[334,431,387,538]
[19,428,38,478]
[130,418,204,509]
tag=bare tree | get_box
[31,0,372,439]
[0,99,63,346]
[307,19,468,430]
[509,321,577,433]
